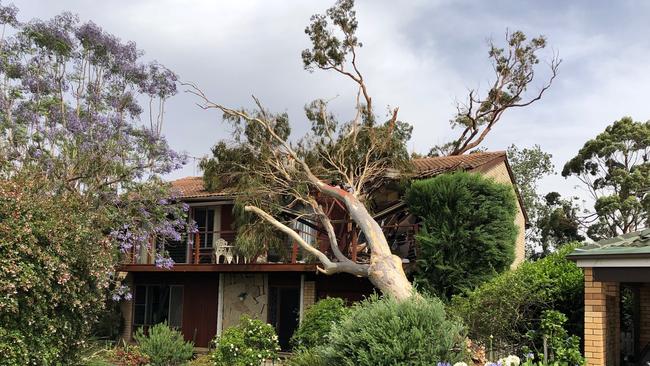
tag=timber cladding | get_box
[131,272,219,347]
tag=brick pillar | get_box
[583,268,620,366]
[640,284,650,347]
[303,280,316,310]
[119,273,134,343]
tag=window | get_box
[294,220,317,246]
[192,206,217,248]
[133,285,184,329]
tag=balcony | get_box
[119,224,418,272]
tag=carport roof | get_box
[568,229,650,259]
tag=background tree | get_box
[405,172,518,299]
[507,145,585,256]
[562,117,650,240]
[534,192,584,257]
[434,31,560,156]
[193,0,415,300]
[507,144,554,228]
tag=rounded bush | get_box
[290,297,348,350]
[134,323,194,366]
[450,245,584,354]
[319,295,467,366]
[405,171,518,298]
[210,315,280,366]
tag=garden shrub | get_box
[286,347,327,366]
[538,310,585,365]
[316,294,467,366]
[134,322,194,366]
[405,171,518,298]
[290,297,348,350]
[210,315,280,366]
[450,245,583,355]
[0,179,116,365]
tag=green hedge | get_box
[405,171,518,298]
[450,245,584,354]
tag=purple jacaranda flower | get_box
[154,253,174,269]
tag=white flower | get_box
[498,355,521,366]
[453,363,468,366]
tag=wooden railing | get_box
[189,230,237,264]
[122,224,418,266]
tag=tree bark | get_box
[311,181,415,300]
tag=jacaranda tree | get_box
[0,3,190,363]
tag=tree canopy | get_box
[562,116,650,240]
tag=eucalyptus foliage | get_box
[562,116,650,240]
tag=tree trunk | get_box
[368,252,415,300]
[315,182,416,300]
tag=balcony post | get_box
[291,241,298,263]
[194,233,200,264]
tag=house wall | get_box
[583,267,620,366]
[640,284,650,347]
[220,273,268,330]
[303,280,316,311]
[474,160,526,267]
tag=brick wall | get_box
[302,280,316,312]
[640,284,650,347]
[583,267,620,366]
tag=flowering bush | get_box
[210,315,280,366]
[0,178,115,364]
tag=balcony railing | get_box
[121,224,418,266]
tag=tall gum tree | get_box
[189,0,559,300]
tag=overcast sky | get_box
[13,0,650,201]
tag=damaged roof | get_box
[172,151,514,201]
[412,151,506,178]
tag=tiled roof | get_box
[568,229,650,258]
[170,176,235,199]
[412,151,506,177]
[171,151,507,199]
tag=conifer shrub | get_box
[290,297,349,350]
[405,171,518,298]
[134,323,194,366]
[317,295,467,366]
